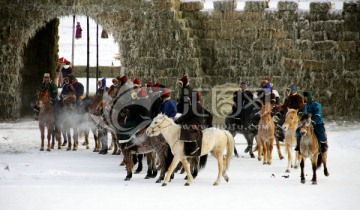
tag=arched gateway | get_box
[1,0,359,120]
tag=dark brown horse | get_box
[36,89,58,151]
[299,114,329,184]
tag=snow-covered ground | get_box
[1,118,360,210]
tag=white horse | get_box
[146,114,234,186]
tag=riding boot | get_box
[320,142,328,153]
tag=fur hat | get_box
[69,75,76,83]
[240,81,247,88]
[177,74,189,88]
[303,91,313,102]
[43,73,50,78]
[162,88,171,99]
[59,57,68,63]
[133,78,140,87]
[101,77,106,87]
[112,78,119,85]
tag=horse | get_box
[36,89,58,151]
[59,92,80,151]
[146,114,234,186]
[282,108,301,173]
[299,114,329,184]
[257,104,275,165]
[78,95,99,151]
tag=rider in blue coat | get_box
[295,91,328,152]
[159,88,177,119]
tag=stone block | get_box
[303,60,324,71]
[252,39,275,50]
[276,39,295,49]
[337,41,357,52]
[301,49,315,60]
[287,49,302,59]
[324,21,343,32]
[326,31,342,41]
[344,60,360,71]
[343,22,360,32]
[277,1,298,11]
[213,1,237,12]
[236,12,262,21]
[295,40,313,50]
[343,2,360,13]
[310,2,331,13]
[342,31,359,41]
[244,1,266,12]
[312,41,335,51]
[310,21,325,31]
[312,31,325,41]
[281,58,302,71]
[180,1,204,12]
[241,29,258,39]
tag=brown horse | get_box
[299,114,329,184]
[282,108,301,173]
[257,104,275,165]
[36,89,58,151]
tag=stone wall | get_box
[0,0,359,121]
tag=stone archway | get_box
[0,0,201,120]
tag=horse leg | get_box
[51,127,55,149]
[123,149,133,181]
[83,128,90,149]
[61,130,67,146]
[162,157,180,186]
[150,152,158,178]
[93,129,99,152]
[268,138,274,165]
[39,124,45,151]
[191,157,199,179]
[275,137,284,160]
[46,125,52,151]
[245,134,255,158]
[257,138,262,162]
[73,129,78,151]
[311,156,318,185]
[55,126,61,149]
[98,128,108,154]
[285,144,292,173]
[67,130,72,151]
[111,132,119,155]
[135,154,143,174]
[262,141,267,165]
[322,152,330,177]
[213,151,224,186]
[300,158,305,184]
[181,158,193,186]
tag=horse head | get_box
[146,114,167,136]
[36,88,50,108]
[62,92,77,110]
[282,108,299,131]
[299,114,312,136]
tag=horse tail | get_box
[199,154,208,170]
[317,153,323,169]
[224,130,235,171]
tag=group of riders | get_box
[36,69,328,155]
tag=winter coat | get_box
[75,24,82,39]
[177,85,193,114]
[176,102,206,129]
[304,100,324,125]
[40,81,58,101]
[159,98,177,119]
[281,93,304,114]
[61,80,84,102]
[61,65,72,78]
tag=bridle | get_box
[148,116,172,134]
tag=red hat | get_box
[140,88,147,97]
[162,88,170,98]
[196,92,200,102]
[133,78,140,87]
[147,81,153,87]
[59,57,68,63]
[178,74,189,88]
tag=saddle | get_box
[180,127,202,156]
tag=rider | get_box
[96,77,108,95]
[177,74,192,114]
[61,75,84,107]
[295,91,328,153]
[34,73,59,119]
[280,84,304,114]
[159,88,177,119]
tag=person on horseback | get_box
[176,92,206,155]
[295,91,328,152]
[159,88,177,119]
[34,73,59,119]
[96,77,108,95]
[60,75,84,107]
[118,79,152,148]
[280,84,304,114]
[177,74,192,114]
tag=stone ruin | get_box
[0,0,359,122]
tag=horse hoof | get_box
[213,182,219,186]
[162,183,167,187]
[46,148,51,152]
[312,181,317,185]
[86,146,90,149]
[224,176,229,182]
[250,154,255,158]
[267,162,272,165]
[66,148,71,151]
[51,146,54,149]
[294,166,298,169]
[73,148,77,151]
[155,179,161,183]
[184,183,190,186]
[324,171,329,177]
[81,142,87,146]
[40,148,44,151]
[280,156,284,160]
[134,171,141,174]
[301,180,306,184]
[144,175,151,179]
[285,169,290,173]
[124,177,131,181]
